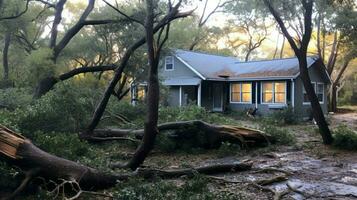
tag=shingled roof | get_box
[173,49,320,81]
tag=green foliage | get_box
[0,81,101,135]
[263,106,299,125]
[23,48,56,86]
[0,87,32,110]
[32,131,90,160]
[333,125,357,150]
[261,123,296,145]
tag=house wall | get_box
[160,55,329,118]
[294,64,329,118]
[160,56,199,79]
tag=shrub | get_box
[264,106,299,125]
[333,125,357,150]
[32,131,90,160]
[7,81,101,134]
[261,124,296,145]
[0,87,32,110]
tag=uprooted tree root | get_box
[85,120,272,148]
[0,124,254,199]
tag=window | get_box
[165,56,174,71]
[262,81,286,104]
[303,82,324,104]
[231,83,252,103]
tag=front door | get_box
[212,83,223,111]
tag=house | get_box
[134,49,331,118]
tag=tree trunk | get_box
[33,76,58,98]
[330,83,338,112]
[3,32,11,81]
[300,58,333,144]
[89,120,271,148]
[49,0,67,49]
[329,59,351,112]
[0,125,118,195]
[125,0,159,170]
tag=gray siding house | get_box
[148,49,331,117]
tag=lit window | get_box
[165,56,174,71]
[231,83,252,103]
[262,82,273,103]
[262,81,286,104]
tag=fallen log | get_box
[87,120,271,148]
[0,124,253,199]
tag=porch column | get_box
[197,83,202,107]
[255,82,258,108]
[179,86,182,107]
[291,79,295,108]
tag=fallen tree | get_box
[84,120,271,148]
[0,124,253,199]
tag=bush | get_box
[0,87,32,110]
[333,125,357,150]
[263,106,299,125]
[32,131,90,160]
[5,81,101,134]
[261,124,296,145]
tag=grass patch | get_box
[261,124,296,145]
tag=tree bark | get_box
[33,65,117,98]
[125,0,159,170]
[49,0,67,49]
[2,32,11,81]
[89,120,271,148]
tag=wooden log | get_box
[88,120,271,148]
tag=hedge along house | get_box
[134,49,331,117]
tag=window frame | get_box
[164,56,174,71]
[303,82,324,104]
[230,82,252,104]
[260,81,287,105]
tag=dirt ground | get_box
[141,109,357,200]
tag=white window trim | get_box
[260,81,287,105]
[229,82,252,104]
[303,82,324,105]
[165,56,174,71]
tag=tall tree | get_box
[264,0,333,144]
